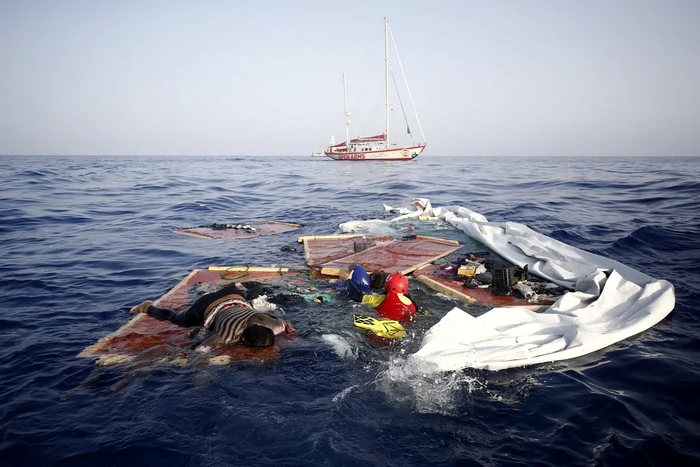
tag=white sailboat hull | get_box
[324,145,425,161]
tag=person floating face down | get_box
[129,282,295,348]
[347,265,417,322]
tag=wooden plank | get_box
[172,228,217,239]
[173,220,300,240]
[303,238,313,266]
[319,236,462,276]
[297,234,367,243]
[319,266,352,276]
[415,274,477,304]
[321,240,461,276]
[79,268,308,365]
[302,235,389,268]
[208,266,290,273]
[78,269,202,359]
[414,264,553,308]
[413,235,461,245]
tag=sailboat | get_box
[324,18,426,161]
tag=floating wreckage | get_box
[363,199,676,371]
[79,267,307,366]
[84,197,674,372]
[298,234,461,276]
[173,220,301,240]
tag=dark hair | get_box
[240,325,275,347]
[370,270,389,289]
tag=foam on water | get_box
[321,334,359,360]
[373,356,484,416]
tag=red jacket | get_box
[363,292,417,322]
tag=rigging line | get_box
[387,22,426,144]
[390,68,415,145]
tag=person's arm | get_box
[347,281,364,302]
[246,313,293,335]
[361,294,386,308]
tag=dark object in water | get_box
[492,262,528,296]
[464,279,480,289]
[353,240,368,252]
[240,281,275,301]
[434,264,458,278]
[202,223,257,232]
[474,271,493,284]
[370,270,389,289]
[268,294,306,305]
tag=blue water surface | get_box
[0,155,699,466]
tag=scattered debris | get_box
[173,220,301,240]
[414,251,565,307]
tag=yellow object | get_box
[361,294,385,308]
[353,315,406,339]
[457,264,478,277]
[361,293,412,308]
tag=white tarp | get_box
[342,199,675,372]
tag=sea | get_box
[0,155,698,467]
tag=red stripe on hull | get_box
[324,145,426,161]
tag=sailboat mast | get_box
[343,73,350,148]
[384,17,390,149]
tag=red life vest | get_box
[376,292,417,322]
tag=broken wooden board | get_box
[319,235,462,276]
[79,267,308,366]
[207,265,292,281]
[298,234,392,268]
[173,220,301,240]
[414,264,551,309]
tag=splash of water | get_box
[373,356,486,415]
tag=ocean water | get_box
[0,155,698,466]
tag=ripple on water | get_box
[0,156,698,466]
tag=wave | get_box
[1,155,699,466]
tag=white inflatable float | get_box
[342,199,676,372]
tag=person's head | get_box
[385,272,409,294]
[240,324,275,347]
[370,270,389,289]
[348,264,371,294]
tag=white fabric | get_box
[251,295,277,312]
[374,199,676,371]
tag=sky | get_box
[1,0,699,157]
